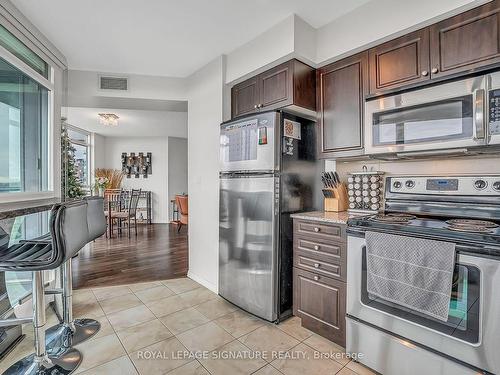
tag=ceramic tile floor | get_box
[0,278,376,375]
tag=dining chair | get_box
[104,189,123,238]
[110,189,141,238]
[175,195,188,232]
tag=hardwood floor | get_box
[72,224,188,289]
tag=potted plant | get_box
[95,177,109,197]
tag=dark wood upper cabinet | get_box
[369,29,430,95]
[259,62,293,108]
[231,76,259,118]
[430,0,500,79]
[317,52,368,158]
[231,59,315,119]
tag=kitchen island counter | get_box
[0,198,62,220]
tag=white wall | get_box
[65,107,188,138]
[168,137,188,221]
[67,70,188,103]
[101,137,170,223]
[225,15,296,84]
[91,133,105,184]
[186,56,225,292]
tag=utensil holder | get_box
[323,184,348,212]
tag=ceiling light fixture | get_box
[98,113,119,126]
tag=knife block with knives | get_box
[321,172,348,212]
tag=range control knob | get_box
[474,179,487,190]
[405,180,415,188]
[393,181,402,189]
[493,181,500,191]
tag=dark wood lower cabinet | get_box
[293,267,346,346]
[292,218,347,347]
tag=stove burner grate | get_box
[371,213,417,224]
[446,219,498,233]
[447,225,496,233]
[446,219,499,228]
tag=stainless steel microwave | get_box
[365,71,500,156]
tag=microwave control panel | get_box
[489,89,500,135]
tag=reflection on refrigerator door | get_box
[219,176,277,321]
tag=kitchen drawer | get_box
[294,220,346,243]
[293,267,346,346]
[294,249,346,281]
[294,236,345,260]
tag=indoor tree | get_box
[61,118,85,198]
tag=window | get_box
[0,56,49,194]
[0,24,49,79]
[65,125,90,190]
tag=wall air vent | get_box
[99,76,129,91]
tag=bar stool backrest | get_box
[52,200,89,263]
[85,196,106,241]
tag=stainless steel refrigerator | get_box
[219,110,320,322]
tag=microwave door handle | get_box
[473,88,486,140]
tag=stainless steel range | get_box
[347,175,500,375]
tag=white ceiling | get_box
[11,0,369,77]
[65,107,188,138]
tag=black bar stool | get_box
[0,200,89,374]
[45,196,107,351]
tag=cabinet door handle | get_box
[314,263,320,268]
[313,245,320,251]
[431,67,439,74]
[313,275,320,281]
[258,104,264,108]
[313,227,320,233]
[254,104,258,109]
[421,70,428,76]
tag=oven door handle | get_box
[473,88,486,140]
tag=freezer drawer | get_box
[219,175,278,321]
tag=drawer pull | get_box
[314,263,320,268]
[313,275,320,281]
[313,227,320,232]
[313,245,320,251]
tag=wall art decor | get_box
[121,152,152,178]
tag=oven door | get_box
[365,75,487,155]
[347,234,500,374]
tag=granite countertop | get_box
[0,198,62,220]
[290,210,369,224]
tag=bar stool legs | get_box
[45,260,100,353]
[4,271,82,375]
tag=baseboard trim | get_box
[187,271,218,294]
